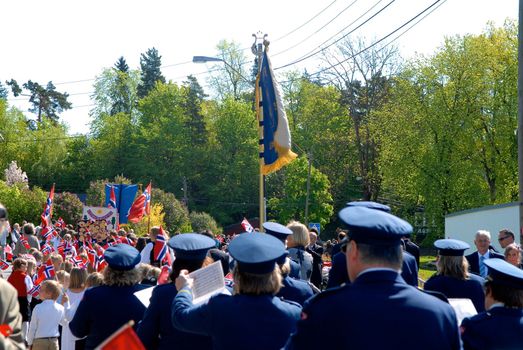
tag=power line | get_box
[272,0,360,57]
[275,0,395,70]
[272,0,339,42]
[308,0,443,77]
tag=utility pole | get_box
[518,0,523,244]
[182,176,188,209]
[304,152,312,225]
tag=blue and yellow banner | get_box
[257,51,297,175]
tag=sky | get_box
[0,0,518,134]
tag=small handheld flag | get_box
[241,218,255,233]
[41,184,55,227]
[0,259,9,270]
[94,320,145,350]
[153,227,168,264]
[20,238,30,250]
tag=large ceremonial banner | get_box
[82,206,119,231]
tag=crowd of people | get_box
[0,201,523,350]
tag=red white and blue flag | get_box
[108,186,117,209]
[20,238,30,250]
[0,259,9,270]
[4,245,12,261]
[35,260,55,284]
[41,243,53,255]
[41,226,56,242]
[28,284,41,298]
[241,218,254,233]
[56,217,66,229]
[71,256,88,269]
[127,182,152,223]
[154,227,168,264]
[41,184,55,228]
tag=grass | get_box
[419,255,437,286]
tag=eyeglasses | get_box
[498,236,510,242]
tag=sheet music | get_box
[448,298,477,325]
[189,261,225,304]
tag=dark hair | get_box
[135,237,147,252]
[485,280,523,308]
[356,242,402,270]
[0,203,7,219]
[200,230,214,239]
[499,229,515,240]
[169,256,213,281]
[23,223,35,235]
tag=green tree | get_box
[137,47,166,99]
[267,157,333,227]
[0,181,47,224]
[151,188,192,233]
[183,75,208,145]
[53,192,84,224]
[189,211,221,234]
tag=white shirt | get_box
[140,242,154,264]
[61,289,85,350]
[479,251,490,259]
[27,299,67,345]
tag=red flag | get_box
[35,259,55,285]
[4,245,13,261]
[157,265,170,285]
[28,284,41,298]
[108,186,117,209]
[153,227,168,263]
[41,184,55,227]
[95,321,145,350]
[127,183,151,223]
[20,238,31,250]
[241,218,254,233]
[56,217,66,229]
[0,259,9,270]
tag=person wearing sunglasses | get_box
[497,229,517,250]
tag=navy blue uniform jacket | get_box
[137,284,212,350]
[327,251,419,288]
[285,270,461,350]
[69,284,149,350]
[424,274,485,312]
[461,306,523,350]
[465,250,504,275]
[172,287,301,350]
[277,276,314,306]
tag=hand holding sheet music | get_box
[188,261,225,304]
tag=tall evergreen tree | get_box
[115,56,129,73]
[183,75,207,145]
[137,47,165,98]
[0,81,8,99]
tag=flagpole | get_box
[147,180,152,234]
[254,32,267,232]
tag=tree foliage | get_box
[53,192,84,225]
[137,47,165,99]
[189,211,221,234]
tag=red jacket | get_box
[7,270,27,297]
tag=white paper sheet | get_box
[134,286,154,308]
[448,298,478,325]
[189,261,225,304]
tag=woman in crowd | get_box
[504,243,522,269]
[461,259,523,349]
[424,239,485,312]
[287,221,313,281]
[138,233,216,349]
[172,233,302,350]
[62,267,88,350]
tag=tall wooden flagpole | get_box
[254,32,268,232]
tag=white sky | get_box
[0,0,518,134]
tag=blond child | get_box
[26,280,69,350]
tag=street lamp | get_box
[192,56,252,86]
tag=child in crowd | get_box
[62,268,88,350]
[7,258,32,340]
[27,280,69,350]
[85,272,103,288]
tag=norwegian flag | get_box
[0,259,9,270]
[56,217,66,229]
[71,256,88,269]
[41,184,55,228]
[35,260,55,285]
[96,254,107,272]
[241,218,254,233]
[41,244,53,255]
[28,284,41,298]
[108,185,117,209]
[157,265,170,285]
[41,226,56,242]
[57,240,66,256]
[127,182,152,223]
[64,241,73,255]
[153,227,168,264]
[20,237,30,250]
[4,245,13,261]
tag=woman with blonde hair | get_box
[62,267,88,350]
[287,221,313,281]
[424,239,485,312]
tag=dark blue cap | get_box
[104,244,141,271]
[346,201,391,213]
[263,222,292,242]
[485,258,523,290]
[434,239,470,256]
[338,206,412,246]
[168,233,216,260]
[228,233,285,274]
